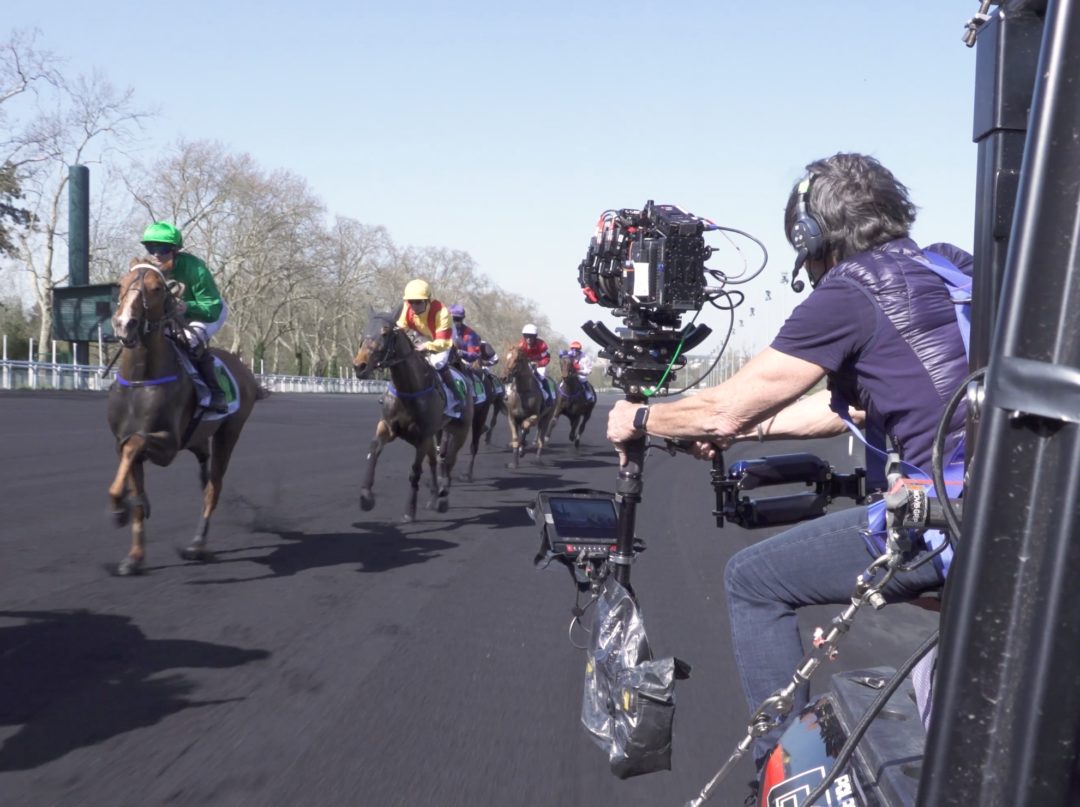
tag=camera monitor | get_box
[536,490,618,557]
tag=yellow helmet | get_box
[403,279,432,301]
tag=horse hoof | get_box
[116,556,143,576]
[359,490,375,511]
[436,497,449,513]
[180,544,213,562]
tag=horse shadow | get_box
[483,472,578,492]
[185,526,459,585]
[0,609,269,772]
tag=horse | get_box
[452,355,493,482]
[352,311,474,521]
[501,344,556,468]
[546,353,597,449]
[106,258,261,576]
[483,368,508,445]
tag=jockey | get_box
[480,341,499,368]
[563,340,596,403]
[397,279,462,418]
[141,221,228,412]
[450,304,484,365]
[518,323,554,407]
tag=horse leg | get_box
[109,436,148,575]
[544,400,561,444]
[117,459,149,576]
[522,414,539,453]
[181,431,235,561]
[403,445,425,523]
[505,414,519,468]
[577,408,593,448]
[192,444,210,490]
[432,431,451,513]
[108,435,143,527]
[463,407,483,483]
[360,421,392,511]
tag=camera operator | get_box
[606,152,971,770]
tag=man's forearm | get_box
[730,388,861,442]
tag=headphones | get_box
[788,175,826,293]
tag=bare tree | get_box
[4,63,148,357]
[0,30,60,260]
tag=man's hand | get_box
[607,400,644,444]
[687,439,729,460]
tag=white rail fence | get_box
[0,336,387,395]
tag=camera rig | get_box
[711,451,868,528]
[576,200,744,396]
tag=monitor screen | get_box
[547,496,618,541]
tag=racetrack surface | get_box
[0,390,937,806]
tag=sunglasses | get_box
[145,244,175,256]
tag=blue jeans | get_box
[723,507,945,767]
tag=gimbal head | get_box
[583,319,712,397]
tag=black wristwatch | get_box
[632,406,650,432]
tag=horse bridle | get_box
[368,321,413,369]
[117,263,179,348]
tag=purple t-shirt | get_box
[771,240,970,474]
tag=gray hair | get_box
[784,153,917,262]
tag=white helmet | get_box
[522,323,538,336]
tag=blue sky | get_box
[8,2,980,354]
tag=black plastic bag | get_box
[582,575,690,778]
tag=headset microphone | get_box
[791,253,807,293]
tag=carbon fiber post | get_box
[612,431,645,588]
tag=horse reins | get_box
[116,263,180,347]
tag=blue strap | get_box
[918,251,972,356]
[387,383,436,400]
[117,374,179,387]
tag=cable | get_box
[930,367,983,541]
[706,226,770,284]
[666,304,736,395]
[798,629,939,807]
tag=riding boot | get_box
[195,350,228,413]
[437,365,462,418]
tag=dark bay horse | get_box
[107,258,261,575]
[501,344,555,468]
[352,312,474,521]
[454,358,494,482]
[546,353,597,449]
[480,365,508,445]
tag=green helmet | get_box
[141,221,183,248]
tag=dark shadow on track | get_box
[0,610,269,772]
[185,527,459,584]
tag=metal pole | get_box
[920,1,1080,804]
[68,165,90,366]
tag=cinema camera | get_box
[576,201,722,396]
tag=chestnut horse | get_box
[546,353,597,449]
[106,258,260,575]
[352,312,474,521]
[501,344,556,468]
